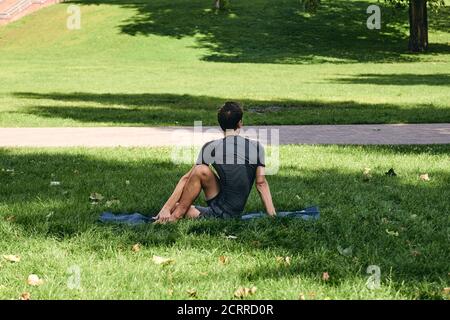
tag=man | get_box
[156,101,276,223]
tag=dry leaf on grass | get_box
[106,199,121,207]
[219,255,229,265]
[298,293,306,300]
[234,286,257,299]
[152,255,175,265]
[385,229,399,237]
[132,244,141,252]
[187,288,197,297]
[27,274,44,286]
[411,250,421,257]
[362,167,372,181]
[3,255,20,263]
[322,272,330,281]
[89,192,104,203]
[276,256,291,266]
[20,292,31,300]
[443,288,450,295]
[419,173,430,181]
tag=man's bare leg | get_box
[164,164,219,222]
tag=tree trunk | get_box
[409,0,428,52]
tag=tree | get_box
[300,0,444,53]
[213,0,229,10]
[386,0,444,52]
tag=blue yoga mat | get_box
[99,206,319,226]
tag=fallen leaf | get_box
[27,274,44,286]
[199,272,209,276]
[276,256,291,266]
[385,229,399,237]
[20,292,31,300]
[132,243,141,252]
[219,255,229,265]
[443,288,450,295]
[234,286,257,299]
[419,173,430,181]
[187,288,197,297]
[3,255,20,263]
[5,215,15,222]
[298,293,306,300]
[322,272,330,281]
[362,167,372,181]
[152,255,175,265]
[106,199,121,207]
[89,192,104,203]
[411,250,421,257]
[385,168,397,177]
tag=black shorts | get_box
[195,194,233,219]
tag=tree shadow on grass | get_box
[334,73,450,86]
[0,146,449,298]
[12,92,450,125]
[70,0,450,64]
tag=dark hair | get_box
[217,101,243,131]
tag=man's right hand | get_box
[156,207,172,222]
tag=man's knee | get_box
[193,164,213,180]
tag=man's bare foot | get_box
[156,207,172,223]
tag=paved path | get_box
[0,124,449,147]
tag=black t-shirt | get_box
[196,135,265,216]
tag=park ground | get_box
[0,146,449,299]
[0,0,449,126]
[0,0,449,300]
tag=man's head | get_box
[217,101,243,132]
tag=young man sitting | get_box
[156,101,276,223]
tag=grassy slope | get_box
[0,145,449,299]
[0,0,449,126]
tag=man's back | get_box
[196,135,265,216]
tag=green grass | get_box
[0,0,449,126]
[0,145,449,299]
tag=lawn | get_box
[0,0,449,126]
[0,145,449,299]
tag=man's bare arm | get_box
[157,166,195,219]
[255,166,276,216]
